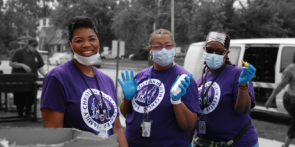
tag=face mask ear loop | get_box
[150,50,153,60]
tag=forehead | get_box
[151,34,173,44]
[206,41,225,49]
[72,27,97,38]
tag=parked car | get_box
[49,53,68,65]
[184,38,295,116]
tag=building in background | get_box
[37,18,68,56]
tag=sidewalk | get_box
[119,111,294,147]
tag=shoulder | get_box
[285,64,295,72]
[172,64,191,75]
[95,68,113,83]
[46,61,72,78]
[14,48,25,54]
[225,65,242,74]
[135,66,153,78]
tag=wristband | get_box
[239,83,248,88]
[170,97,182,105]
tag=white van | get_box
[184,38,295,116]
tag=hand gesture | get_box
[239,62,256,84]
[22,64,32,73]
[117,70,138,101]
[170,74,192,100]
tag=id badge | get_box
[141,119,153,137]
[98,124,108,139]
[199,120,206,134]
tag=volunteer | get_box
[40,16,127,147]
[192,31,258,147]
[118,29,199,147]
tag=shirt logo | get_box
[80,89,117,133]
[198,81,221,114]
[132,79,165,113]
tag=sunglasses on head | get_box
[203,47,226,55]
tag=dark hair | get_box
[28,39,38,47]
[68,16,99,42]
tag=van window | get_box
[243,46,278,83]
[280,47,295,72]
[228,46,241,65]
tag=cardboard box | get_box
[0,127,118,147]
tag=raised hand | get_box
[117,69,138,101]
[239,62,256,84]
[170,74,193,100]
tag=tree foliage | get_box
[51,0,117,53]
[112,0,295,52]
[1,0,53,50]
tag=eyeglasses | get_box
[203,47,226,55]
[150,43,175,50]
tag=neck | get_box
[73,59,95,77]
[209,63,226,73]
[153,62,174,70]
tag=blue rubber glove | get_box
[117,69,138,100]
[170,74,192,100]
[239,62,256,84]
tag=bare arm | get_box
[113,117,128,147]
[9,61,31,73]
[265,74,290,108]
[234,84,252,114]
[41,108,64,128]
[9,61,25,69]
[38,66,46,77]
[120,98,132,118]
[173,102,198,132]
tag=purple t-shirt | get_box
[41,60,119,136]
[125,64,199,147]
[196,65,258,147]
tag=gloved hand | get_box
[239,62,256,84]
[117,69,138,100]
[170,74,192,100]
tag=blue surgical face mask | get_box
[70,42,100,66]
[152,48,176,67]
[203,52,226,70]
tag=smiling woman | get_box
[40,16,127,147]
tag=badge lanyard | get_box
[199,65,225,134]
[73,63,105,123]
[144,64,172,119]
[141,64,172,137]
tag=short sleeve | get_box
[35,52,45,69]
[10,50,21,62]
[40,74,67,113]
[282,70,293,83]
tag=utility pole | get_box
[153,0,161,31]
[171,0,175,36]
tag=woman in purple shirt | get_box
[118,29,199,147]
[192,32,259,147]
[40,16,127,147]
